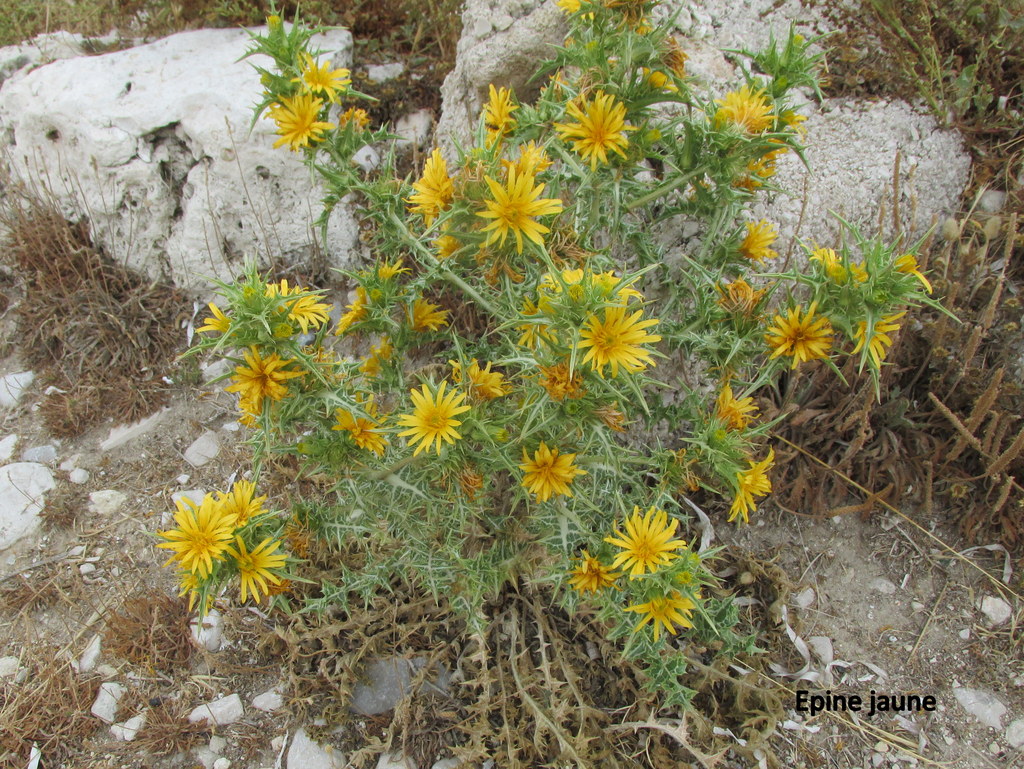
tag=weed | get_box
[103,591,194,672]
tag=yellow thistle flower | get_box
[477,168,564,253]
[716,384,759,430]
[516,298,557,348]
[409,297,449,331]
[780,109,808,135]
[226,536,287,603]
[434,233,461,260]
[407,148,454,227]
[156,494,236,578]
[359,336,393,377]
[396,381,471,455]
[292,52,350,103]
[625,591,697,641]
[853,311,906,370]
[501,140,553,179]
[216,480,267,528]
[568,550,619,594]
[810,247,867,284]
[540,269,643,305]
[268,92,334,152]
[450,359,510,400]
[764,302,834,369]
[177,570,205,612]
[519,442,587,502]
[714,85,774,133]
[895,254,932,293]
[197,303,230,334]
[265,279,332,334]
[538,362,585,400]
[556,0,582,13]
[237,392,262,427]
[716,278,766,316]
[605,505,686,577]
[333,408,388,455]
[225,346,304,410]
[482,84,518,145]
[339,107,371,129]
[554,90,636,170]
[594,403,628,432]
[729,448,774,523]
[578,305,662,377]
[740,220,778,263]
[664,38,688,76]
[458,466,485,500]
[377,257,410,281]
[336,287,369,335]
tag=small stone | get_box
[1006,718,1024,749]
[0,371,35,408]
[177,473,191,485]
[953,687,1006,729]
[59,455,80,472]
[794,587,815,609]
[869,578,897,595]
[213,759,232,769]
[110,712,146,741]
[184,431,221,467]
[100,408,169,451]
[96,664,118,679]
[0,656,21,678]
[366,62,404,83]
[21,445,57,465]
[874,741,889,753]
[88,490,127,516]
[191,609,224,652]
[209,735,228,753]
[193,745,219,769]
[871,753,884,767]
[377,753,414,769]
[69,468,90,484]
[394,109,433,148]
[0,435,18,461]
[252,687,284,712]
[79,563,97,575]
[287,727,345,769]
[431,759,462,769]
[79,635,102,673]
[188,693,244,726]
[989,741,1001,754]
[353,145,381,172]
[911,601,924,612]
[959,628,971,640]
[979,189,1007,213]
[980,595,1012,626]
[91,681,126,723]
[201,359,231,383]
[0,463,56,550]
[351,656,450,716]
[492,12,515,30]
[67,545,86,558]
[172,489,208,508]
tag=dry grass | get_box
[103,591,194,672]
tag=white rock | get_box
[191,609,224,652]
[100,408,169,451]
[1006,718,1024,749]
[193,745,219,769]
[209,735,228,754]
[88,489,127,516]
[0,372,35,408]
[91,681,126,724]
[110,712,146,741]
[68,468,90,484]
[0,435,17,461]
[287,727,345,769]
[352,145,381,172]
[184,431,221,467]
[188,693,244,726]
[959,628,970,640]
[173,489,208,508]
[0,463,56,550]
[0,655,21,678]
[979,189,1006,213]
[79,563,97,575]
[394,109,433,148]
[79,635,102,674]
[176,473,191,484]
[953,687,1006,729]
[59,454,80,472]
[980,595,1012,626]
[202,358,232,383]
[492,12,515,31]
[21,445,57,465]
[213,759,232,769]
[377,753,415,769]
[252,687,284,712]
[869,578,897,595]
[793,587,815,609]
[366,62,405,83]
[431,759,463,769]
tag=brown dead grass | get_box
[103,591,194,673]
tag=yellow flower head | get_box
[483,84,518,145]
[339,107,371,129]
[197,302,230,335]
[377,257,410,281]
[664,38,688,77]
[538,362,585,401]
[434,233,461,260]
[554,90,636,170]
[714,85,774,133]
[477,168,563,253]
[333,408,388,456]
[740,220,778,263]
[177,570,205,612]
[895,254,932,293]
[810,247,867,284]
[852,311,906,370]
[516,298,557,349]
[450,359,510,400]
[268,93,335,152]
[605,505,686,577]
[540,269,643,305]
[359,336,393,377]
[407,148,454,227]
[156,494,236,578]
[409,297,450,331]
[716,278,766,316]
[225,346,304,410]
[556,0,582,13]
[716,384,759,430]
[216,480,267,528]
[568,550,618,594]
[293,52,351,103]
[265,279,332,334]
[226,536,287,603]
[729,448,774,523]
[336,286,369,335]
[578,305,662,377]
[519,442,587,502]
[396,381,471,455]
[502,140,553,179]
[625,591,697,642]
[765,302,833,369]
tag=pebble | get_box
[79,563,97,575]
[21,444,57,465]
[351,656,450,716]
[110,712,146,741]
[366,62,404,83]
[394,109,433,148]
[287,727,345,769]
[980,595,1012,626]
[100,408,169,451]
[91,681,126,723]
[431,760,462,769]
[492,12,514,30]
[176,473,191,485]
[377,753,414,769]
[869,578,897,595]
[68,468,90,484]
[953,687,1006,729]
[209,735,228,754]
[471,17,493,38]
[184,431,221,467]
[0,655,21,678]
[252,687,284,712]
[88,489,127,516]
[191,608,224,652]
[214,759,232,769]
[353,146,381,173]
[959,628,970,640]
[78,634,102,674]
[0,371,35,408]
[0,435,18,461]
[188,693,244,726]
[793,587,815,609]
[1006,718,1024,749]
[979,189,1006,213]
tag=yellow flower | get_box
[197,303,230,334]
[450,359,510,400]
[765,303,833,369]
[716,278,766,316]
[292,52,351,103]
[578,305,662,377]
[477,168,564,253]
[740,220,778,262]
[625,591,697,642]
[359,336,393,377]
[156,494,236,578]
[377,257,410,281]
[540,269,643,305]
[216,480,267,528]
[226,536,287,603]
[409,297,449,331]
[434,233,461,260]
[519,442,587,502]
[333,408,388,456]
[538,362,585,400]
[568,550,618,593]
[336,287,369,335]
[516,298,557,349]
[714,85,774,133]
[895,254,932,293]
[853,311,906,369]
[664,38,688,76]
[407,148,454,227]
[396,381,471,455]
[717,384,759,429]
[810,247,867,284]
[729,448,774,523]
[554,90,636,170]
[268,93,334,152]
[177,570,205,612]
[502,140,552,178]
[604,505,686,577]
[482,84,518,145]
[265,279,332,334]
[339,107,371,129]
[556,0,582,13]
[225,346,304,410]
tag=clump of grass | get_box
[103,591,194,672]
[129,697,209,756]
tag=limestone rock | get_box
[88,490,127,516]
[188,693,244,726]
[0,372,35,408]
[0,435,17,462]
[252,687,284,712]
[980,595,1012,626]
[20,445,57,465]
[1007,718,1024,749]
[184,431,221,467]
[78,635,102,674]
[110,712,147,741]
[953,687,1006,729]
[100,408,169,451]
[287,727,345,769]
[91,682,126,724]
[191,608,224,652]
[0,462,56,550]
[0,656,21,678]
[351,656,450,716]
